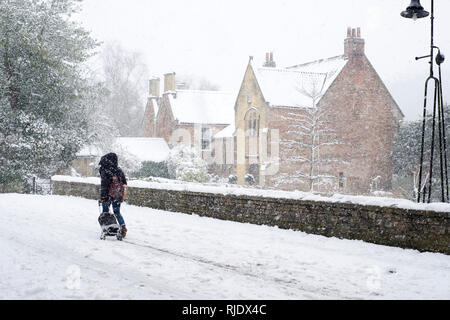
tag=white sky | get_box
[75,0,450,122]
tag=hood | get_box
[99,153,118,168]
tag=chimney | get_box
[263,52,276,68]
[164,72,176,92]
[149,77,160,98]
[344,27,365,59]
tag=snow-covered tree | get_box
[393,105,450,201]
[167,145,211,183]
[110,141,143,175]
[175,74,220,91]
[81,75,117,154]
[275,73,343,193]
[0,0,99,189]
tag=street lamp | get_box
[401,0,448,203]
[401,0,429,20]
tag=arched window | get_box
[245,108,260,137]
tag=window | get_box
[245,109,260,137]
[201,127,211,151]
[245,108,260,158]
[222,139,227,165]
[339,172,344,189]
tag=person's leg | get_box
[102,201,110,213]
[112,201,127,238]
[111,201,125,226]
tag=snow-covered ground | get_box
[0,193,449,300]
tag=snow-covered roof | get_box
[287,55,348,74]
[114,137,170,162]
[76,145,103,157]
[253,55,348,108]
[214,123,235,139]
[168,90,236,125]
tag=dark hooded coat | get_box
[99,153,127,202]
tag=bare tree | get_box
[175,74,220,91]
[100,42,149,137]
[274,73,344,193]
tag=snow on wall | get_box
[51,175,450,213]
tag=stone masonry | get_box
[231,27,404,194]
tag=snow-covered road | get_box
[0,194,448,300]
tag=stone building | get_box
[143,72,235,168]
[143,28,404,195]
[215,27,404,194]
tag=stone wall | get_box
[52,180,450,255]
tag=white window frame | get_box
[201,126,212,151]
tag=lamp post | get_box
[401,0,449,203]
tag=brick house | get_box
[142,73,236,168]
[218,27,404,194]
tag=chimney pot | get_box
[164,72,176,93]
[149,77,160,97]
[263,52,276,68]
[344,27,365,58]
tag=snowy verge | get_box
[51,175,450,213]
